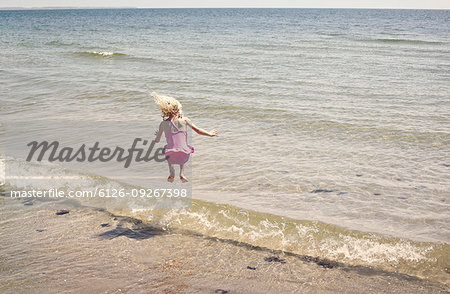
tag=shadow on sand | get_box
[97,216,165,240]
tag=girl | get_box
[153,92,218,182]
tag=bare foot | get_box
[180,176,189,183]
[168,175,175,183]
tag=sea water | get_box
[1,8,449,283]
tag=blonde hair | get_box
[152,92,183,119]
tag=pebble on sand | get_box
[311,189,335,193]
[264,256,286,263]
[56,210,70,215]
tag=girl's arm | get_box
[154,122,164,143]
[184,118,218,137]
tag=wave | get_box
[73,51,168,64]
[45,40,78,47]
[76,51,127,58]
[133,202,448,284]
[363,38,443,45]
[1,157,449,284]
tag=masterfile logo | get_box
[26,138,166,168]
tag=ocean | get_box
[0,8,449,287]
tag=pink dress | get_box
[164,118,194,165]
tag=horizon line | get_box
[1,7,449,11]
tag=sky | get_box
[1,0,449,9]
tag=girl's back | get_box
[162,117,188,134]
[163,117,194,157]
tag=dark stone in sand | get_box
[337,192,348,195]
[415,185,426,190]
[264,256,286,263]
[303,256,337,268]
[398,197,408,200]
[215,290,228,294]
[56,210,70,215]
[442,163,450,167]
[356,174,363,177]
[36,229,46,232]
[317,261,335,269]
[23,201,33,206]
[311,189,335,193]
[101,223,110,227]
[373,193,381,196]
[247,266,256,270]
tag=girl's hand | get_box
[209,129,218,137]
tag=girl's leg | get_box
[179,164,188,183]
[167,163,175,182]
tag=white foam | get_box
[318,234,435,264]
[90,51,114,56]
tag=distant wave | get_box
[77,51,127,57]
[71,51,172,65]
[364,38,442,45]
[45,40,78,47]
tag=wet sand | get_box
[0,202,448,294]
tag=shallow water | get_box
[1,8,449,284]
[0,199,448,293]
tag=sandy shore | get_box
[0,201,448,294]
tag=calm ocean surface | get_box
[1,8,449,283]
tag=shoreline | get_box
[1,202,448,293]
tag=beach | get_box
[0,196,448,294]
